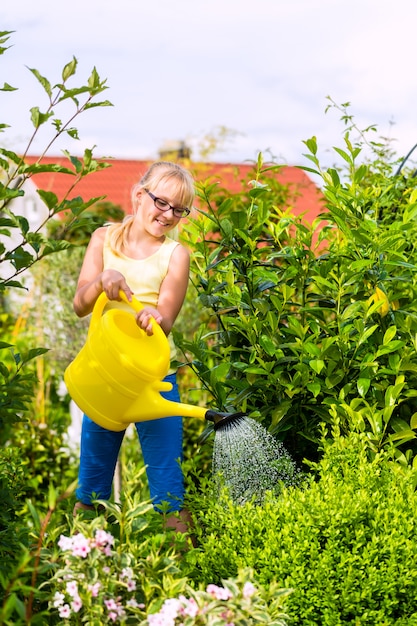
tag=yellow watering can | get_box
[64,292,242,432]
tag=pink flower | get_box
[66,580,78,597]
[242,582,257,598]
[148,614,173,626]
[71,533,91,558]
[58,603,71,618]
[88,581,101,597]
[148,597,182,624]
[105,598,118,611]
[182,597,199,617]
[126,579,136,592]
[221,609,234,621]
[71,595,83,613]
[206,584,233,601]
[94,529,114,547]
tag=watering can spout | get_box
[205,410,247,430]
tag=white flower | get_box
[52,591,65,608]
[121,566,134,580]
[57,534,73,551]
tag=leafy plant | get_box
[183,428,417,625]
[177,123,417,465]
[0,36,112,293]
[145,570,291,626]
[0,27,112,416]
[0,29,114,608]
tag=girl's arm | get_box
[73,227,132,317]
[136,244,190,336]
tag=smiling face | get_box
[131,162,194,239]
[134,177,186,237]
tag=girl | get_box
[72,161,195,534]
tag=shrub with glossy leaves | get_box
[178,116,417,466]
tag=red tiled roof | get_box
[24,156,324,223]
[194,162,325,223]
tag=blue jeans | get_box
[75,373,184,512]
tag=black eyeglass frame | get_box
[145,189,191,218]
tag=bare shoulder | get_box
[91,225,109,244]
[167,243,190,279]
[171,242,190,262]
[85,225,109,252]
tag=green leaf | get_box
[8,248,34,270]
[390,417,412,433]
[333,146,354,165]
[309,359,325,374]
[259,334,276,356]
[27,67,52,97]
[357,378,370,397]
[383,326,397,345]
[37,189,58,210]
[376,340,405,357]
[357,324,378,347]
[303,136,317,155]
[385,382,405,406]
[62,56,77,81]
[386,430,416,444]
[307,382,321,397]
[245,366,268,375]
[0,82,17,92]
[29,106,54,128]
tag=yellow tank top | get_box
[102,227,180,369]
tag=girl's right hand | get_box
[100,269,133,302]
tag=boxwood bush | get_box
[184,428,417,625]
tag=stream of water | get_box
[212,415,300,505]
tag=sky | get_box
[2,0,417,174]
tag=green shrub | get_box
[178,124,417,466]
[184,430,417,625]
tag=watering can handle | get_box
[89,291,162,337]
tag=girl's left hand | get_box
[135,307,163,336]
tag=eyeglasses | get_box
[145,189,190,218]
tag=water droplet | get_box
[213,416,299,505]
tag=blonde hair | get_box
[107,161,195,256]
